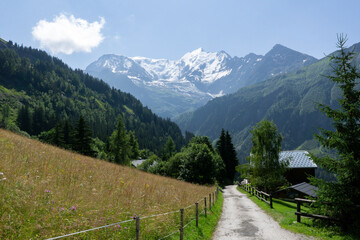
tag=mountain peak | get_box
[269,44,293,53]
[266,44,317,62]
[193,47,204,53]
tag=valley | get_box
[2,1,360,239]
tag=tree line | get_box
[0,40,185,155]
[139,129,238,186]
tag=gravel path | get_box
[213,185,311,240]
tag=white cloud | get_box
[32,14,105,54]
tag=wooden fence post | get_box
[204,197,207,217]
[195,202,199,227]
[213,192,215,204]
[270,194,273,208]
[209,193,212,210]
[297,201,301,223]
[136,217,140,240]
[180,209,184,240]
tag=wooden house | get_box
[280,150,317,185]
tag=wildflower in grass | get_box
[124,227,128,230]
[59,207,65,211]
[45,190,51,193]
[70,206,76,211]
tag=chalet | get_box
[280,150,317,185]
[131,159,157,168]
[131,159,147,168]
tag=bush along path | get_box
[213,185,311,240]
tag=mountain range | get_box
[86,45,317,118]
[175,42,360,162]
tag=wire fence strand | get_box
[159,229,179,240]
[183,216,196,229]
[140,209,179,220]
[183,203,195,210]
[46,218,134,240]
[46,189,218,240]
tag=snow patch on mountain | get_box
[85,45,318,118]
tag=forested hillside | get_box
[176,42,360,162]
[0,39,185,154]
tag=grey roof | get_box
[131,159,147,167]
[131,159,157,168]
[290,182,318,197]
[280,150,317,168]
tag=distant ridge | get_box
[86,45,317,118]
[174,42,360,161]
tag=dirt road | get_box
[213,185,311,240]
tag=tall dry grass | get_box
[0,129,215,239]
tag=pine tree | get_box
[17,105,32,133]
[216,129,238,184]
[161,136,176,161]
[128,130,139,160]
[216,129,226,161]
[225,131,238,183]
[109,115,130,165]
[62,119,74,149]
[74,115,94,156]
[52,123,64,147]
[32,105,45,135]
[309,35,360,228]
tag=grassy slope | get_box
[0,129,215,239]
[237,187,358,240]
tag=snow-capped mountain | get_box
[85,45,317,118]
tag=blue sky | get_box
[1,0,360,69]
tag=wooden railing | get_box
[238,183,273,208]
[294,198,339,223]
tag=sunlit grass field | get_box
[0,129,215,239]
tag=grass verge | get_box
[167,190,223,240]
[237,186,359,240]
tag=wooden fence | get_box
[294,198,339,223]
[240,185,341,223]
[238,183,273,208]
